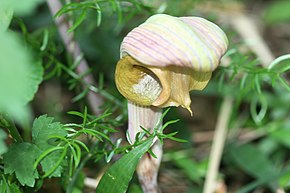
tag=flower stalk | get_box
[127,102,162,193]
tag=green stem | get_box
[0,115,23,143]
[66,154,91,193]
[66,140,99,193]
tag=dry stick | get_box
[84,177,98,189]
[46,0,103,116]
[229,13,275,66]
[203,13,276,193]
[203,96,233,193]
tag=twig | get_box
[192,128,265,144]
[46,0,103,116]
[276,188,286,193]
[228,13,275,66]
[203,96,233,193]
[84,177,98,189]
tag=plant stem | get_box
[0,115,23,143]
[66,139,100,193]
[66,154,91,193]
[46,0,103,116]
[127,101,163,193]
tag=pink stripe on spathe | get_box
[120,14,228,72]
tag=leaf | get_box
[250,96,267,125]
[68,9,87,33]
[0,32,43,122]
[3,142,40,187]
[27,60,43,103]
[96,138,153,193]
[70,171,85,193]
[32,115,67,177]
[234,165,290,193]
[0,181,22,193]
[277,76,290,92]
[173,157,207,183]
[264,0,290,24]
[0,129,7,155]
[0,0,41,16]
[8,184,22,193]
[279,171,290,188]
[270,128,290,148]
[127,184,143,193]
[268,54,290,73]
[0,8,13,32]
[229,144,278,179]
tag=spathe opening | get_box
[115,55,163,106]
[131,65,162,103]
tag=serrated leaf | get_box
[96,138,153,193]
[3,143,40,187]
[32,115,67,177]
[0,32,43,122]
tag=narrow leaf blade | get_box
[96,138,153,193]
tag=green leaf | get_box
[0,8,13,32]
[268,54,290,73]
[264,0,290,24]
[229,144,278,179]
[68,9,87,33]
[0,129,7,155]
[173,157,207,183]
[270,128,290,148]
[279,171,290,188]
[0,32,43,122]
[235,171,285,193]
[8,184,22,193]
[32,115,67,177]
[70,171,85,193]
[127,184,143,193]
[0,0,42,16]
[27,60,43,102]
[3,142,40,187]
[277,76,290,92]
[250,95,267,125]
[96,138,153,193]
[0,180,22,193]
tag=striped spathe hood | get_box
[120,14,228,72]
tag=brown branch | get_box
[46,0,103,116]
